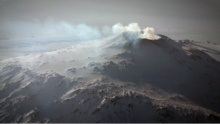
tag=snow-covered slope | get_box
[0,34,220,122]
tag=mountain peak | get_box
[0,34,220,122]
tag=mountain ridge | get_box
[0,34,220,122]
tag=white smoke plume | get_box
[2,20,102,41]
[2,21,160,42]
[112,23,141,34]
[112,23,160,40]
[0,21,161,59]
[140,27,161,40]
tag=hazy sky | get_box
[0,0,220,41]
[0,0,220,60]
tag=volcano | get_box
[0,33,220,122]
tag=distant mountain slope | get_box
[0,34,220,122]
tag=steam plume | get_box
[2,21,160,42]
[112,23,160,40]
